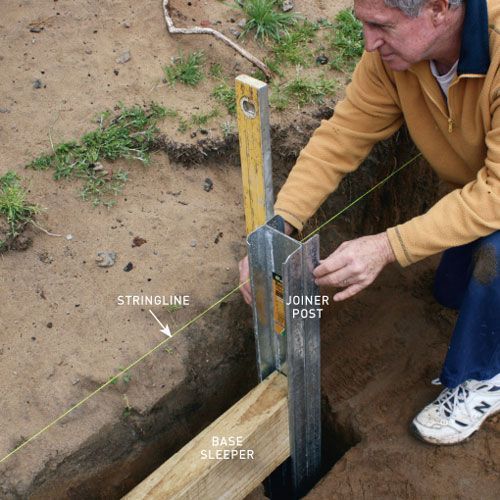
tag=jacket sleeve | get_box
[274,51,404,231]
[387,85,500,267]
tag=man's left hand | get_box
[313,232,396,301]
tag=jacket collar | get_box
[457,0,490,75]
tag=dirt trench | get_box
[3,116,474,499]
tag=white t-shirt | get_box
[429,59,459,100]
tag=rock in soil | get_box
[203,177,214,192]
[116,50,131,64]
[95,251,117,267]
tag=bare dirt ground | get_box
[1,0,498,498]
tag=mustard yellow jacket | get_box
[275,0,500,266]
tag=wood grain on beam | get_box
[123,371,289,500]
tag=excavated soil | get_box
[1,0,499,499]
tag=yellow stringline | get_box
[0,152,422,465]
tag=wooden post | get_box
[235,75,274,235]
[122,372,289,500]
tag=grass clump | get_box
[0,172,39,251]
[271,20,319,66]
[27,102,167,207]
[190,109,220,127]
[271,75,337,109]
[212,83,237,115]
[238,0,299,41]
[163,51,205,86]
[329,9,364,72]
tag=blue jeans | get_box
[434,231,500,388]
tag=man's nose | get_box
[363,27,383,52]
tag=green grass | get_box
[27,102,167,206]
[209,63,224,79]
[270,74,338,109]
[220,121,234,138]
[163,51,205,86]
[190,109,220,127]
[212,83,237,115]
[329,9,364,72]
[0,172,39,251]
[238,0,299,41]
[271,20,319,66]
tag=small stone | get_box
[237,18,247,29]
[132,236,147,247]
[316,54,329,65]
[66,234,74,240]
[190,131,197,138]
[123,262,134,272]
[47,322,53,328]
[282,0,294,12]
[0,107,10,113]
[33,79,43,89]
[113,68,119,76]
[199,128,209,135]
[96,251,117,268]
[214,231,223,244]
[203,178,213,192]
[92,161,104,171]
[229,17,236,23]
[116,50,131,64]
[31,336,36,341]
[190,239,197,247]
[200,19,211,27]
[229,28,241,38]
[123,22,131,28]
[29,27,43,33]
[85,49,93,55]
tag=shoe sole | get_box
[411,408,500,446]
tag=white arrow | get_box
[149,310,172,337]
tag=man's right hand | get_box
[238,255,252,305]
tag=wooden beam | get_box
[123,372,289,500]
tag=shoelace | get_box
[434,384,471,419]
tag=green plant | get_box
[238,0,299,41]
[329,8,364,72]
[0,172,40,251]
[212,83,237,115]
[163,51,205,86]
[271,20,319,66]
[190,109,220,127]
[220,121,235,138]
[177,117,189,133]
[269,84,290,110]
[270,74,337,109]
[27,103,166,206]
[164,303,183,313]
[284,74,337,106]
[209,63,224,79]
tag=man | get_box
[239,0,500,445]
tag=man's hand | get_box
[239,220,295,306]
[313,232,396,301]
[238,255,252,305]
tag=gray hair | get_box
[383,0,464,18]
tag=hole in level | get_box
[240,97,257,118]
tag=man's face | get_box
[354,0,440,71]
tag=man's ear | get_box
[427,0,450,25]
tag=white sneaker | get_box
[412,375,500,445]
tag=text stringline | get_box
[0,152,421,465]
